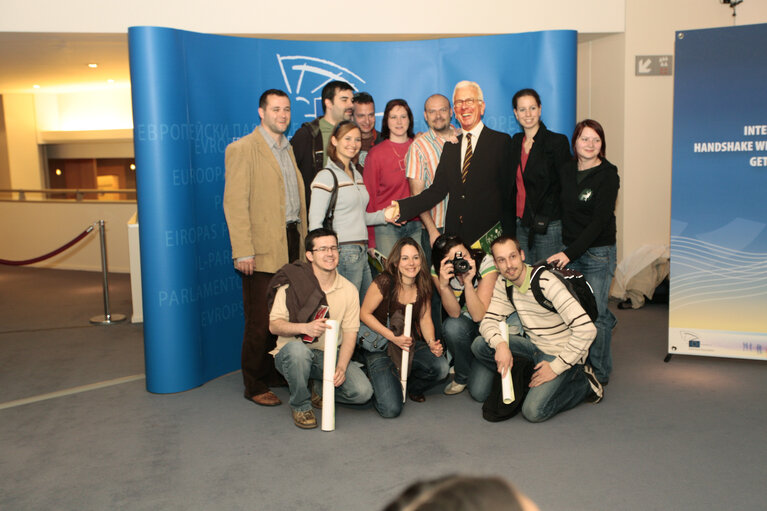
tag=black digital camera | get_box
[448,251,471,275]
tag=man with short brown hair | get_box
[223,88,307,407]
[269,228,373,429]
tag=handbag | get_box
[358,322,390,352]
[322,168,339,232]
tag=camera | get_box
[448,251,471,275]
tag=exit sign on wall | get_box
[635,55,673,76]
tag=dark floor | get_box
[1,265,765,510]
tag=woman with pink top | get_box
[363,99,422,258]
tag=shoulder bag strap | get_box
[322,168,339,230]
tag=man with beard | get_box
[470,236,603,422]
[405,93,457,250]
[291,80,354,204]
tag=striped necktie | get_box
[462,132,473,183]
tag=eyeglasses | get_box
[312,246,339,253]
[453,98,481,108]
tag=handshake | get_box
[383,201,401,224]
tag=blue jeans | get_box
[442,313,478,385]
[569,245,617,383]
[364,340,449,418]
[337,243,372,304]
[471,335,591,422]
[374,221,423,260]
[274,341,373,412]
[516,218,563,266]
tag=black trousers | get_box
[240,224,301,397]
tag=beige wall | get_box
[1,0,625,34]
[621,1,767,259]
[577,33,626,259]
[0,201,136,272]
[2,93,43,191]
[0,97,11,193]
[576,1,767,263]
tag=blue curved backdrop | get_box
[128,26,577,393]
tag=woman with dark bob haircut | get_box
[547,119,619,385]
[430,234,498,398]
[360,237,448,417]
[363,99,423,257]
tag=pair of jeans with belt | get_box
[515,218,562,265]
[373,221,423,260]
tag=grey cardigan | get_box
[308,159,386,243]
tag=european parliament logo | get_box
[681,331,701,349]
[277,54,367,119]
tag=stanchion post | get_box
[90,219,127,325]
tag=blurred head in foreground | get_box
[382,474,540,511]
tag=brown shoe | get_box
[408,392,426,403]
[292,409,317,429]
[245,390,281,407]
[311,384,322,409]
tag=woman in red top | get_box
[364,99,422,257]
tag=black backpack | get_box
[506,263,599,322]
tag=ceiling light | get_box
[33,84,40,89]
[88,63,98,68]
[130,164,136,170]
[55,169,62,176]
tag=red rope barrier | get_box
[0,225,95,266]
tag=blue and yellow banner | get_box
[669,23,767,360]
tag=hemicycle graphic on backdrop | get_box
[276,55,366,119]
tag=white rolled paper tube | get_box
[322,319,339,432]
[400,303,413,403]
[498,320,515,405]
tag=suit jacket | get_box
[509,121,571,226]
[223,127,307,274]
[398,126,515,245]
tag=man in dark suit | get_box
[396,81,515,247]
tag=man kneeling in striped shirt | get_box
[470,235,603,422]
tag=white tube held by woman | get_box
[401,304,413,403]
[322,319,339,431]
[498,320,515,405]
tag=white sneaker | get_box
[444,381,466,395]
